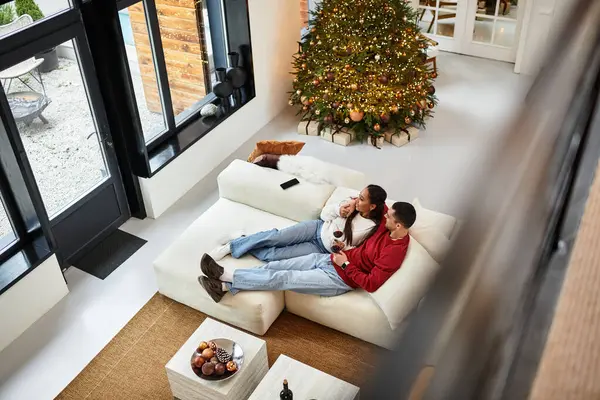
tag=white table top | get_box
[166,317,266,396]
[248,355,360,400]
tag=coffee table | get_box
[248,354,360,399]
[166,318,268,400]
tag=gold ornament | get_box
[350,110,364,122]
[301,63,307,69]
[350,83,358,90]
[288,100,294,106]
[392,105,399,113]
[344,118,350,124]
[410,110,415,116]
[428,102,435,109]
[310,41,315,46]
[296,90,302,95]
[315,110,321,115]
[347,102,354,109]
[373,123,381,131]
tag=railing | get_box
[364,0,600,398]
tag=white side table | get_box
[248,355,360,400]
[166,318,268,400]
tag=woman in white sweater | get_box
[208,185,387,262]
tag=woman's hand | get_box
[339,199,356,217]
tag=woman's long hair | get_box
[343,185,387,246]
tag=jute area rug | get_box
[57,293,387,399]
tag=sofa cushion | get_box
[153,198,295,335]
[284,289,401,349]
[370,239,440,330]
[218,160,335,222]
[411,198,456,239]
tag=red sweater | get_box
[332,221,410,293]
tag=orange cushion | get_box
[247,140,305,162]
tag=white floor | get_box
[0,52,528,400]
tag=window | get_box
[0,0,70,40]
[0,194,16,251]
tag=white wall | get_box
[0,256,68,352]
[139,0,300,218]
[515,0,574,74]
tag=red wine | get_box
[333,230,343,238]
[280,379,293,399]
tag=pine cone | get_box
[216,348,231,363]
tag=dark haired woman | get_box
[206,185,387,263]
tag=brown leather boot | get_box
[198,276,226,303]
[200,253,224,280]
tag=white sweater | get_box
[319,198,376,253]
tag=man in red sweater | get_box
[199,202,416,302]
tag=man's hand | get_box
[339,199,356,217]
[332,251,348,266]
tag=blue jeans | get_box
[230,220,329,262]
[227,253,351,296]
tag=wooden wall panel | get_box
[127,0,208,115]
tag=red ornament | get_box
[373,123,381,131]
[313,79,320,86]
[380,113,390,123]
[344,64,352,70]
[378,75,389,84]
[431,72,438,78]
[326,72,335,81]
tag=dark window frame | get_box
[113,0,255,177]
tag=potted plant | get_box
[15,0,59,72]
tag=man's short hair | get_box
[392,202,417,228]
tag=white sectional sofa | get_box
[154,159,456,349]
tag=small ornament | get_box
[374,54,381,61]
[302,105,308,111]
[428,86,436,94]
[334,7,338,11]
[345,64,351,70]
[310,41,315,46]
[215,363,226,375]
[313,79,320,86]
[359,18,364,23]
[301,95,308,104]
[420,100,427,108]
[392,105,399,113]
[350,83,358,90]
[378,75,389,84]
[405,117,412,124]
[410,110,415,116]
[318,41,322,45]
[380,113,390,123]
[202,362,215,376]
[197,342,209,352]
[344,117,350,124]
[192,355,206,368]
[403,16,407,21]
[432,72,438,78]
[347,103,354,109]
[226,361,238,372]
[324,114,333,124]
[301,63,307,69]
[288,100,294,106]
[296,90,302,95]
[373,123,381,132]
[428,102,435,109]
[395,92,403,99]
[315,110,321,115]
[368,74,374,81]
[326,72,335,81]
[202,348,215,360]
[332,102,340,109]
[350,110,364,122]
[216,348,232,363]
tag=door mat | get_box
[73,229,147,280]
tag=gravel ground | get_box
[0,57,163,237]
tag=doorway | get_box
[0,25,129,265]
[415,0,525,62]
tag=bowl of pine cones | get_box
[190,338,244,381]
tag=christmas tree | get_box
[290,0,437,144]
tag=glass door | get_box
[0,28,129,264]
[462,0,522,61]
[414,0,524,62]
